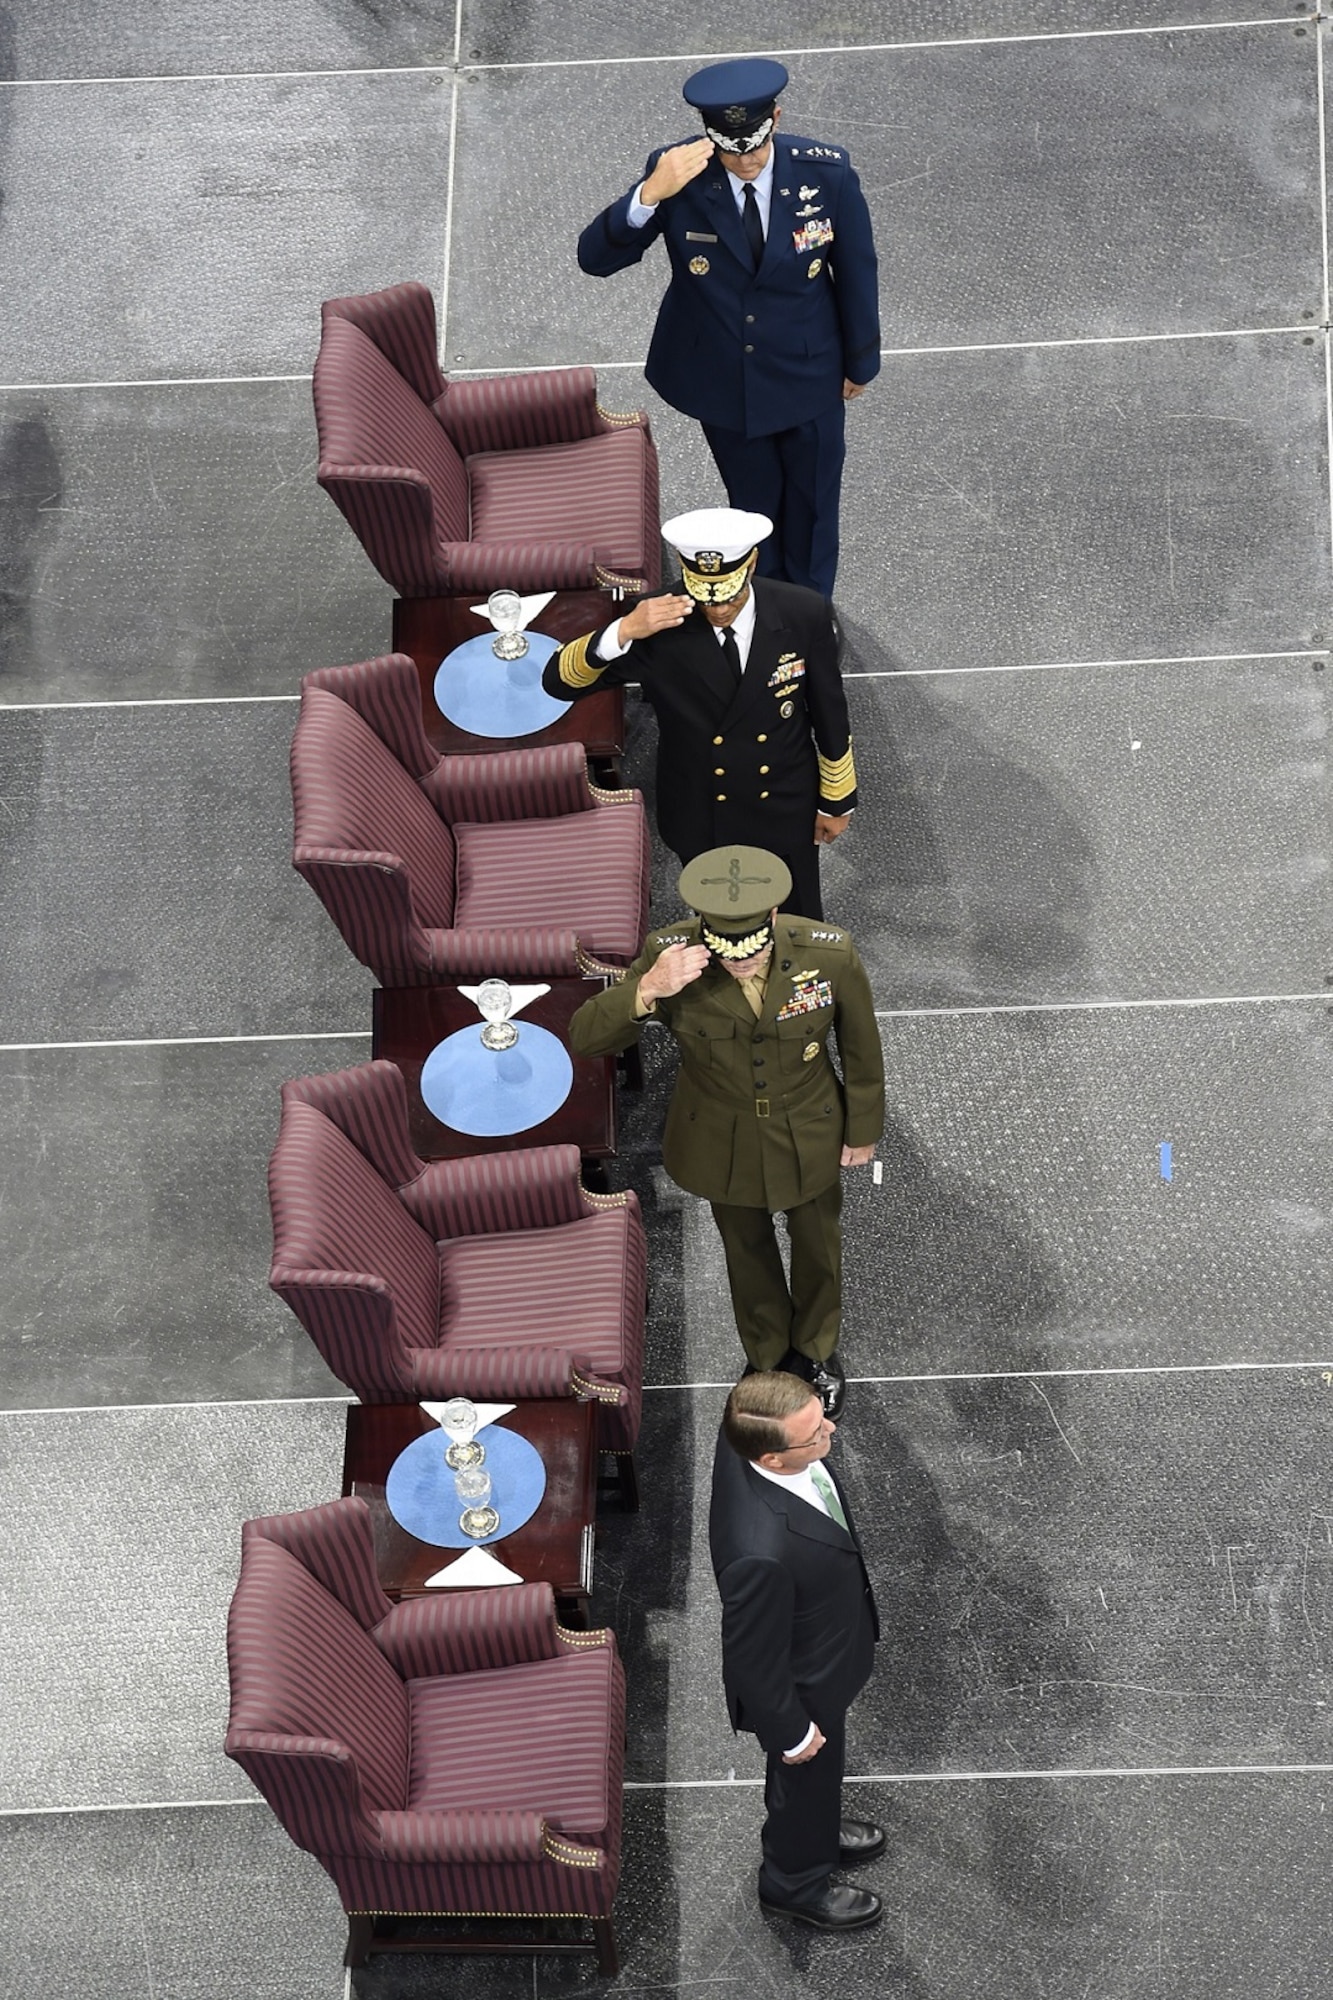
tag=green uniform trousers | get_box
[708,1180,843,1371]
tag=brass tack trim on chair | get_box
[588,781,636,805]
[595,404,644,427]
[542,1831,602,1868]
[556,1622,611,1647]
[582,1187,632,1209]
[593,564,647,591]
[352,1905,589,1919]
[570,1367,623,1404]
[574,944,628,980]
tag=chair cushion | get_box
[272,1104,442,1358]
[229,1539,410,1813]
[316,316,469,541]
[407,1648,616,1837]
[467,428,655,575]
[433,1210,639,1382]
[452,811,646,965]
[293,689,457,930]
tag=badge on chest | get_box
[776,975,833,1020]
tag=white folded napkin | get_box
[455,984,550,1019]
[468,590,556,630]
[420,1401,516,1432]
[425,1545,524,1588]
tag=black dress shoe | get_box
[810,1350,846,1419]
[838,1818,886,1862]
[759,1881,882,1931]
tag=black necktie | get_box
[720,627,742,689]
[742,183,764,268]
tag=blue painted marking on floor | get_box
[1159,1141,1173,1182]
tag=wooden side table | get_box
[372,979,617,1168]
[393,590,625,763]
[342,1400,599,1626]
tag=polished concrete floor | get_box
[0,4,1330,1996]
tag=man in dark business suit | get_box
[544,507,856,920]
[576,57,880,595]
[710,1370,884,1929]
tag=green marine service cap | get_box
[677,845,792,960]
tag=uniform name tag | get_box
[792,218,834,254]
[685,231,718,242]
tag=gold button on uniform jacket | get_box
[568,916,884,1211]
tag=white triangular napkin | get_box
[420,1401,516,1432]
[455,984,550,1019]
[468,590,556,630]
[425,1545,524,1588]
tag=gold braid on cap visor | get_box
[679,552,756,604]
[701,920,773,961]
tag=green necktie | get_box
[810,1462,848,1532]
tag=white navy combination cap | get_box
[661,507,773,604]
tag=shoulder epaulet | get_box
[786,141,848,165]
[782,920,849,952]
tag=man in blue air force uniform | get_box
[577,58,880,597]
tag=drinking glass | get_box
[438,1397,484,1470]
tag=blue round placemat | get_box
[385,1423,547,1548]
[433,631,570,738]
[420,1023,574,1136]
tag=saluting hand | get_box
[641,137,715,206]
[638,941,710,1003]
[617,594,693,644]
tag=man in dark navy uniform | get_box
[577,58,880,597]
[544,507,857,920]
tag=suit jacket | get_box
[543,579,857,859]
[567,913,885,1210]
[709,1427,879,1754]
[577,132,880,439]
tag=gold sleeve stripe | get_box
[817,740,857,801]
[556,633,604,690]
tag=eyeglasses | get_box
[784,1414,828,1452]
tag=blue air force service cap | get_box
[682,58,789,155]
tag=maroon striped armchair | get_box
[225,1498,625,1972]
[314,280,661,597]
[290,653,650,984]
[269,1060,645,1472]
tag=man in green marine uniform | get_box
[568,845,884,1417]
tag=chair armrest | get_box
[425,927,583,979]
[435,367,601,454]
[400,1144,588,1238]
[438,540,601,595]
[374,1580,562,1676]
[376,1808,547,1865]
[423,742,594,823]
[411,1344,627,1407]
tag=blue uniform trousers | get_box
[702,401,846,598]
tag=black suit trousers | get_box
[758,1709,846,1900]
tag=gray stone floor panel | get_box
[0,1806,347,2000]
[0,73,451,382]
[0,382,391,703]
[831,656,1330,1007]
[0,703,372,1041]
[845,1003,1332,1377]
[447,30,1319,368]
[0,1039,364,1410]
[461,0,1297,64]
[0,1400,347,1811]
[4,0,455,81]
[836,333,1329,668]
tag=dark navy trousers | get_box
[702,400,847,598]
